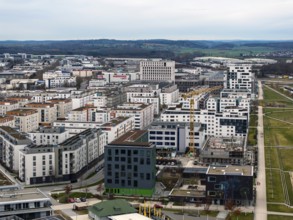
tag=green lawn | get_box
[230,213,254,220]
[279,149,293,171]
[263,86,293,108]
[267,204,293,213]
[51,191,94,203]
[264,127,293,146]
[266,169,285,203]
[268,215,293,220]
[285,172,293,206]
[249,114,258,127]
[248,128,257,146]
[265,147,280,169]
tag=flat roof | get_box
[7,108,38,116]
[109,130,151,147]
[0,188,49,203]
[206,165,253,176]
[0,126,28,140]
[102,117,130,127]
[170,189,205,197]
[109,213,152,220]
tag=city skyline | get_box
[0,0,293,40]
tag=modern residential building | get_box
[67,106,97,122]
[206,96,250,113]
[53,121,103,136]
[104,130,156,196]
[160,84,179,105]
[25,103,57,125]
[47,98,72,119]
[161,107,248,137]
[71,90,97,109]
[0,116,15,127]
[140,60,175,82]
[6,109,39,132]
[27,127,70,145]
[19,128,106,184]
[0,188,52,219]
[206,165,253,206]
[0,126,31,172]
[224,64,255,94]
[101,117,135,144]
[148,121,206,154]
[109,103,154,130]
[0,100,20,116]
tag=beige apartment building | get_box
[25,103,57,125]
[0,100,20,115]
[0,116,15,127]
[47,98,72,119]
[6,109,39,132]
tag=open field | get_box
[264,127,293,146]
[279,149,293,171]
[266,169,285,203]
[248,128,257,146]
[263,87,293,108]
[249,114,258,127]
[268,215,293,220]
[265,147,280,169]
[267,204,293,213]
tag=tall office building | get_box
[140,60,175,82]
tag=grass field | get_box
[267,204,293,213]
[264,127,293,146]
[263,86,293,108]
[248,128,257,146]
[249,114,258,127]
[285,172,293,205]
[279,149,293,171]
[229,213,254,220]
[266,169,285,203]
[268,215,293,220]
[265,147,280,169]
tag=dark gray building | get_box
[104,130,156,197]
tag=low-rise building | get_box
[0,188,52,219]
[206,165,253,206]
[6,109,39,132]
[104,130,156,196]
[0,126,31,172]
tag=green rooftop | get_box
[88,199,137,218]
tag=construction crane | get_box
[182,86,223,156]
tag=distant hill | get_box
[0,39,293,60]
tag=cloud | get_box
[0,0,292,40]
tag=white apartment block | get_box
[95,109,110,123]
[71,90,97,109]
[224,64,255,93]
[110,103,154,130]
[28,127,70,145]
[53,121,103,136]
[207,97,250,112]
[47,98,72,119]
[130,96,160,115]
[160,84,180,105]
[93,96,107,108]
[19,128,106,185]
[6,109,39,132]
[25,103,57,125]
[45,76,76,88]
[67,106,96,122]
[0,116,15,127]
[0,126,31,172]
[101,116,135,144]
[140,60,175,82]
[161,107,248,137]
[0,100,20,115]
[72,70,93,77]
[148,121,205,153]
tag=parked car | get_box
[154,204,163,209]
[80,197,87,202]
[75,198,81,203]
[67,198,75,203]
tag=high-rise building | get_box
[140,60,175,82]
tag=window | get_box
[208,191,216,196]
[208,176,216,182]
[215,184,223,190]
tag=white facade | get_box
[140,60,175,82]
[71,90,97,109]
[110,103,154,130]
[0,101,20,115]
[7,109,39,132]
[161,107,248,137]
[224,64,254,93]
[25,103,57,124]
[130,96,160,115]
[28,127,70,145]
[53,121,103,136]
[160,85,179,105]
[93,96,108,108]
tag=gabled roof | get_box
[88,199,136,218]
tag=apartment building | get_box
[53,121,103,136]
[71,90,97,109]
[104,130,156,196]
[206,165,253,206]
[148,121,205,154]
[101,116,135,144]
[45,76,76,88]
[207,96,250,113]
[6,109,39,132]
[27,127,70,145]
[67,106,97,122]
[19,128,106,184]
[140,60,175,82]
[5,96,32,107]
[47,98,72,119]
[160,84,180,105]
[224,64,255,93]
[0,116,15,127]
[0,188,52,219]
[161,107,248,137]
[0,126,31,172]
[0,100,20,115]
[110,103,154,130]
[25,103,57,125]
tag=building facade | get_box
[6,109,39,132]
[140,60,175,82]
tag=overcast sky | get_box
[0,0,292,40]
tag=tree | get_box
[64,184,72,195]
